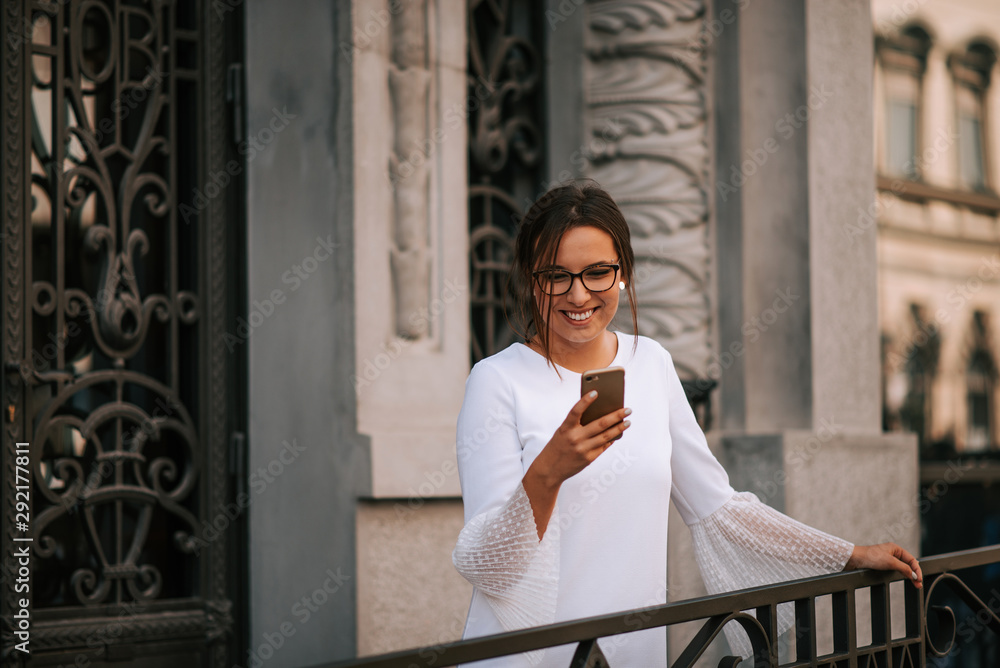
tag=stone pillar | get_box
[713,0,920,482]
[246,1,367,664]
[716,0,884,433]
[700,0,920,660]
[351,0,473,654]
[352,0,469,500]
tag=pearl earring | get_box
[619,281,626,291]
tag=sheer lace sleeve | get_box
[452,481,560,632]
[689,491,854,658]
[453,359,561,635]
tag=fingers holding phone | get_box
[537,372,631,484]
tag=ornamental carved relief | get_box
[389,0,433,340]
[584,0,712,379]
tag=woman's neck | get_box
[530,330,619,373]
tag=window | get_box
[888,98,918,179]
[966,312,996,452]
[950,42,996,191]
[899,304,940,450]
[877,26,931,179]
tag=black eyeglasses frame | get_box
[531,263,622,296]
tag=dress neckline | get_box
[517,331,625,375]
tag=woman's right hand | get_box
[530,391,632,489]
[521,392,630,539]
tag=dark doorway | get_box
[2,2,246,666]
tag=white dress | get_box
[453,332,854,666]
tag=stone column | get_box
[713,0,919,498]
[702,0,920,660]
[351,0,473,654]
[352,0,469,500]
[246,1,367,663]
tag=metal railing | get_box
[319,545,1000,667]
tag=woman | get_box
[452,183,921,666]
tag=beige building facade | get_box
[873,0,1000,457]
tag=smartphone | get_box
[580,366,625,436]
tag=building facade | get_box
[1,1,948,666]
[873,3,1000,664]
[873,0,1000,459]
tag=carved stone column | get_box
[352,0,469,497]
[583,0,713,380]
[389,0,432,340]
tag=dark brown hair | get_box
[505,181,639,364]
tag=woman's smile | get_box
[563,307,595,322]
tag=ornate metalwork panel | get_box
[467,0,544,362]
[2,1,240,665]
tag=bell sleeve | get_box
[664,351,853,658]
[452,361,560,633]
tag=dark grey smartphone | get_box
[580,366,625,437]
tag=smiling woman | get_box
[451,182,923,667]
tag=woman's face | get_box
[533,225,622,352]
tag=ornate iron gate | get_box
[1,2,244,666]
[467,0,545,363]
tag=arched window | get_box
[877,25,932,180]
[966,312,997,452]
[949,40,997,191]
[899,304,940,450]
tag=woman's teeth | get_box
[566,309,594,321]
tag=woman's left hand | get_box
[845,543,923,588]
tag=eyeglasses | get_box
[532,264,621,296]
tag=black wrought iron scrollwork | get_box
[673,612,773,668]
[923,571,1000,659]
[467,0,544,362]
[23,0,202,609]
